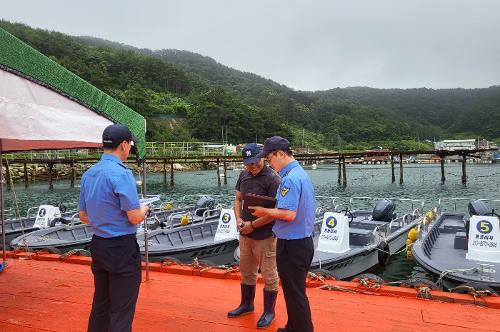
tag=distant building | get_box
[478,139,498,150]
[362,148,391,163]
[434,139,476,151]
[478,139,499,162]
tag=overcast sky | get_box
[2,0,500,91]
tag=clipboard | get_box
[244,193,276,212]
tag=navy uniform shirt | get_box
[78,154,140,238]
[235,165,281,240]
[273,160,316,239]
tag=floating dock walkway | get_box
[1,252,500,331]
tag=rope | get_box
[309,271,365,293]
[5,160,21,219]
[185,257,214,273]
[318,283,360,293]
[393,245,411,256]
[435,268,479,287]
[373,246,390,254]
[307,271,326,283]
[161,258,178,266]
[384,280,404,286]
[308,271,380,295]
[5,159,31,255]
[58,249,91,260]
[448,285,494,303]
[373,244,409,257]
[417,286,432,299]
[160,257,241,276]
[358,277,381,289]
[214,264,241,275]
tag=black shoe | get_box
[227,284,255,318]
[257,289,278,328]
[277,322,293,331]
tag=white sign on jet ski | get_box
[214,209,239,242]
[34,205,61,229]
[467,215,500,263]
[317,212,349,253]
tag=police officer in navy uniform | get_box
[250,136,316,332]
[79,124,149,332]
[228,143,281,328]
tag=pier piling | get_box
[342,156,347,186]
[170,161,174,187]
[390,155,395,183]
[223,160,227,185]
[440,157,446,183]
[23,162,29,188]
[48,162,53,190]
[216,158,221,187]
[337,157,342,185]
[399,153,404,184]
[70,161,75,188]
[4,161,12,191]
[162,159,167,191]
[462,154,467,184]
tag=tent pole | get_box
[142,162,147,197]
[142,161,149,282]
[1,145,5,263]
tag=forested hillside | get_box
[1,20,499,151]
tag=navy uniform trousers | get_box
[276,236,314,332]
[88,234,141,332]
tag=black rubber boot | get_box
[257,289,278,328]
[227,284,255,318]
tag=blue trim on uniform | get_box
[273,160,316,240]
[78,154,141,238]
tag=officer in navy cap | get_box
[79,124,148,332]
[228,143,281,328]
[250,136,316,332]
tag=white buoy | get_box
[311,163,317,170]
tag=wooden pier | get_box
[0,148,495,189]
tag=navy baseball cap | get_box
[241,143,262,165]
[102,124,137,150]
[257,136,291,158]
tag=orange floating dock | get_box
[1,252,500,331]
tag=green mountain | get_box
[1,20,499,151]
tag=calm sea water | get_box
[2,162,499,282]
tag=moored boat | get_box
[137,216,238,264]
[1,203,76,249]
[411,198,500,292]
[10,196,221,254]
[309,197,425,279]
[234,197,425,279]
